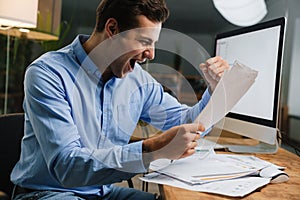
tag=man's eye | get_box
[140,40,150,46]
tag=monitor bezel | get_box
[214,17,286,128]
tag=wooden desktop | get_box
[158,134,300,200]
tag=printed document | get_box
[149,153,272,185]
[140,172,270,197]
[142,154,279,197]
[194,60,258,129]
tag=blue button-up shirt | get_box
[11,35,210,197]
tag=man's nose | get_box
[143,47,155,60]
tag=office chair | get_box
[0,113,24,199]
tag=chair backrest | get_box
[0,113,24,196]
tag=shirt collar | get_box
[72,34,102,80]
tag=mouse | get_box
[259,165,289,183]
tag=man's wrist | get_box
[142,139,152,153]
[142,139,155,166]
[208,83,216,95]
[142,138,162,161]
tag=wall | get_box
[288,17,300,141]
[286,1,300,142]
[288,18,300,117]
[271,0,300,143]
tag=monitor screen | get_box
[214,17,286,150]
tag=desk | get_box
[159,138,300,200]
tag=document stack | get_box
[140,152,287,197]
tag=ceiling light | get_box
[213,0,267,27]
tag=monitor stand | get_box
[223,140,279,154]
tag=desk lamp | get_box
[0,0,38,114]
[0,0,62,114]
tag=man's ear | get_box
[105,18,119,37]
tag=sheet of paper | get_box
[149,147,215,171]
[194,60,258,129]
[140,172,270,197]
[150,154,270,185]
[146,154,283,196]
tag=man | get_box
[11,0,229,199]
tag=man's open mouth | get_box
[130,59,136,69]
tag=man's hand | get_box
[142,123,204,161]
[199,56,229,93]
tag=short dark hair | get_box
[95,0,169,32]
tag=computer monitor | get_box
[214,17,286,153]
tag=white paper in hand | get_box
[194,60,258,129]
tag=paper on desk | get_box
[140,172,270,197]
[144,154,275,197]
[194,60,258,129]
[150,154,270,185]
